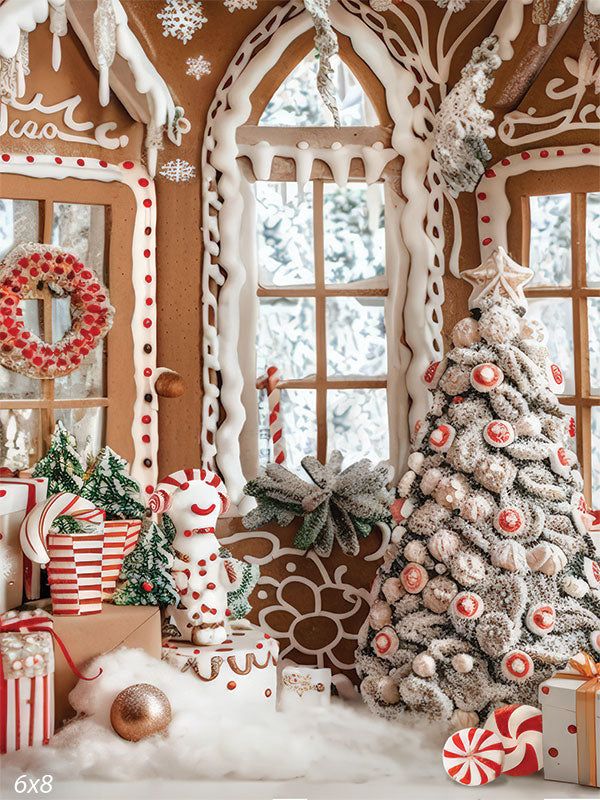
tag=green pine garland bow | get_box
[243,451,394,557]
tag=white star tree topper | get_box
[462,247,534,310]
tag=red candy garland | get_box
[0,245,114,379]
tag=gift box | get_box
[539,652,599,788]
[101,519,142,598]
[0,478,48,612]
[50,601,161,725]
[0,608,54,754]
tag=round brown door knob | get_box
[155,370,185,398]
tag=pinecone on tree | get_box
[355,249,600,729]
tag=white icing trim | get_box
[0,151,159,492]
[202,0,445,509]
[475,144,599,261]
[0,0,189,175]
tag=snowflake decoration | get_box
[157,0,207,44]
[186,55,211,80]
[159,159,197,183]
[223,0,257,11]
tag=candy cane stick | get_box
[258,366,286,465]
[20,493,105,564]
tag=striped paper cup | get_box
[101,519,142,598]
[46,529,104,615]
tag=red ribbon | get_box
[0,616,102,682]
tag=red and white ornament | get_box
[590,630,600,653]
[422,359,446,389]
[549,445,573,478]
[483,420,515,448]
[390,497,414,525]
[494,507,525,537]
[400,562,428,594]
[501,650,534,682]
[526,603,556,636]
[372,626,399,658]
[451,591,484,620]
[571,492,595,537]
[547,363,565,394]
[429,424,456,453]
[470,363,504,393]
[0,244,114,379]
[484,704,543,776]
[584,556,600,589]
[442,727,505,786]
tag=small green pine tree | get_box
[113,518,177,606]
[32,421,84,495]
[81,447,145,521]
[219,547,260,619]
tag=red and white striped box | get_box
[101,519,142,598]
[0,608,54,754]
[46,531,104,615]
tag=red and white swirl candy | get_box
[501,650,534,682]
[484,704,543,776]
[526,603,555,636]
[451,591,484,621]
[423,359,446,389]
[429,424,456,453]
[590,630,600,653]
[483,420,515,448]
[470,363,504,393]
[584,556,600,589]
[549,445,574,478]
[547,363,565,394]
[442,727,505,786]
[372,626,399,658]
[20,492,105,564]
[494,507,525,537]
[400,562,428,594]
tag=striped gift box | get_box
[46,530,104,615]
[101,519,142,598]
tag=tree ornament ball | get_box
[141,581,154,592]
[110,684,172,742]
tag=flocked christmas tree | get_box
[81,446,145,521]
[113,517,177,606]
[356,248,600,730]
[32,421,84,495]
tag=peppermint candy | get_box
[400,562,428,594]
[494,507,525,537]
[501,650,534,682]
[549,445,573,478]
[451,591,484,620]
[470,363,504,392]
[483,420,515,448]
[590,630,600,653]
[484,704,543,776]
[391,497,414,525]
[547,363,565,394]
[429,424,456,453]
[372,626,399,658]
[442,727,504,786]
[584,556,600,589]
[423,359,446,388]
[525,603,555,636]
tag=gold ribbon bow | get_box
[554,652,599,787]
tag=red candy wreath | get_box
[0,244,114,379]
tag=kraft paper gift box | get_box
[26,600,161,726]
[0,477,48,612]
[539,651,600,788]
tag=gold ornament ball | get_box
[110,683,172,742]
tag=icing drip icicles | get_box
[94,0,117,107]
[49,2,67,72]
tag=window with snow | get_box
[524,191,600,506]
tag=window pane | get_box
[529,194,571,286]
[52,297,105,398]
[256,183,314,286]
[51,203,106,278]
[0,199,39,259]
[327,388,388,463]
[55,407,104,457]
[257,297,316,380]
[528,298,574,394]
[587,193,600,287]
[589,298,600,395]
[0,409,41,471]
[592,407,600,507]
[324,183,385,284]
[258,388,316,473]
[260,52,375,127]
[0,300,43,400]
[327,297,386,376]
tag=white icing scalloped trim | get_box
[0,151,158,492]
